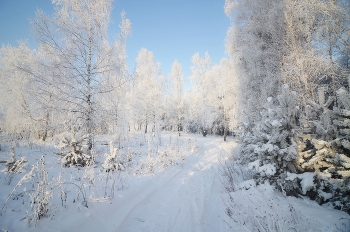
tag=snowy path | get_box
[42,136,232,232]
[112,136,230,232]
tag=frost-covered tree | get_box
[283,0,350,106]
[225,0,350,213]
[31,0,123,153]
[185,53,238,140]
[130,48,163,134]
[169,60,184,136]
[241,85,298,192]
[225,0,286,121]
[295,82,350,213]
[97,11,131,136]
[56,133,92,167]
[209,59,238,141]
[332,85,350,181]
[296,87,336,172]
[186,52,215,136]
[0,42,45,139]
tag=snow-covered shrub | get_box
[102,141,125,172]
[0,160,36,217]
[332,87,350,179]
[187,138,198,153]
[325,87,350,213]
[27,156,52,225]
[243,85,299,193]
[55,133,92,167]
[134,136,193,175]
[126,147,134,163]
[2,145,27,185]
[295,85,350,214]
[102,146,118,172]
[239,121,258,164]
[157,150,179,169]
[295,87,336,172]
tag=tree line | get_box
[0,0,238,147]
[225,0,350,214]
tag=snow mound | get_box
[286,172,315,194]
[238,179,256,190]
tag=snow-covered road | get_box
[111,137,231,232]
[21,136,233,232]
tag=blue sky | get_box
[0,0,230,78]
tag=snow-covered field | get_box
[0,133,349,231]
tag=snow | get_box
[248,160,276,176]
[248,159,260,170]
[271,119,281,127]
[238,179,256,190]
[0,133,349,231]
[286,172,315,194]
[226,180,350,231]
[263,143,275,152]
[318,190,333,201]
[259,163,276,176]
[286,172,299,181]
[300,173,316,194]
[254,143,278,154]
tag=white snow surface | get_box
[0,133,349,231]
[258,163,276,176]
[238,179,256,190]
[248,160,276,176]
[287,172,315,194]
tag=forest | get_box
[0,0,350,231]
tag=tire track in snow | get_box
[116,160,200,231]
[111,165,186,230]
[114,137,230,232]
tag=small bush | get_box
[1,145,27,185]
[56,133,91,167]
[27,156,52,225]
[102,141,125,172]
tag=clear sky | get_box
[0,0,230,78]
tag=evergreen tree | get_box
[296,87,336,172]
[241,85,299,192]
[330,86,350,212]
[296,84,350,213]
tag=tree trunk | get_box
[224,124,227,142]
[153,114,156,132]
[42,111,50,142]
[202,128,207,137]
[86,28,93,154]
[224,111,227,142]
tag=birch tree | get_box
[210,58,238,141]
[131,48,163,134]
[0,42,60,140]
[31,0,123,153]
[283,0,350,106]
[225,0,286,121]
[0,43,38,138]
[187,52,214,136]
[169,60,184,136]
[98,11,131,135]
